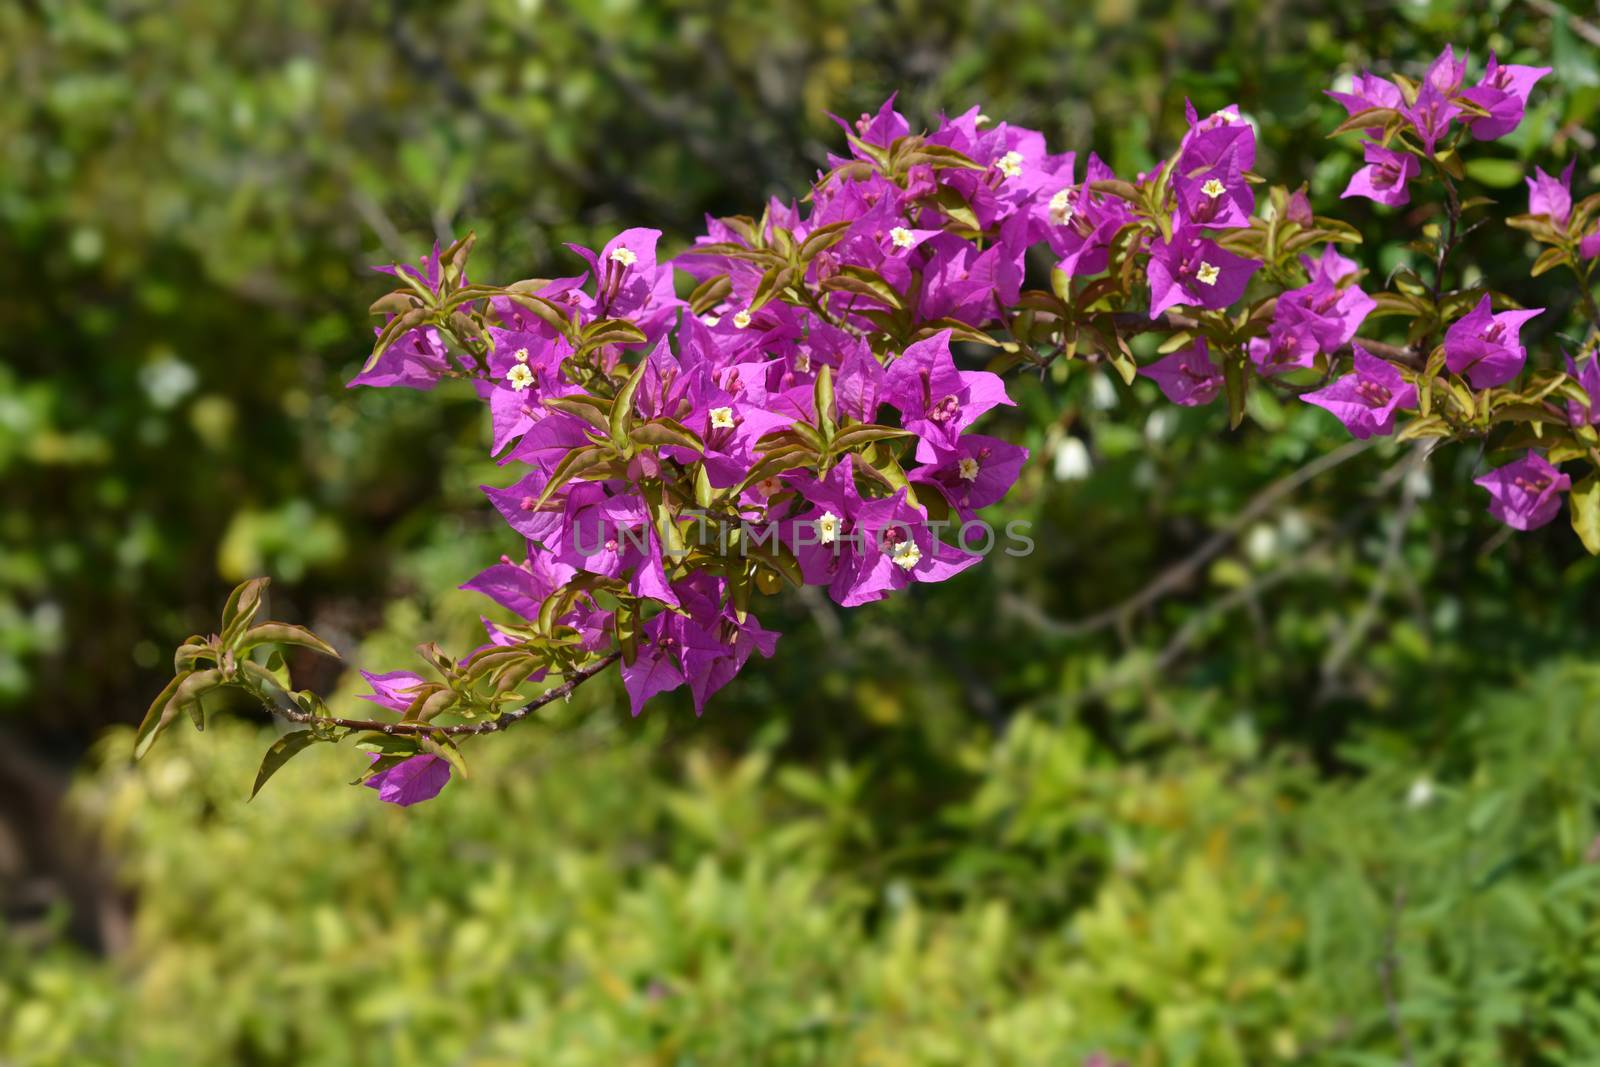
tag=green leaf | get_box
[608,356,650,446]
[830,424,912,451]
[688,274,732,316]
[420,735,470,779]
[900,143,986,172]
[532,444,614,510]
[237,623,340,659]
[581,318,648,352]
[542,395,613,433]
[1326,107,1402,137]
[505,293,572,334]
[748,264,797,314]
[693,462,715,508]
[931,185,980,231]
[813,364,835,440]
[797,221,852,262]
[821,266,903,310]
[249,731,322,800]
[134,668,223,760]
[363,307,430,372]
[1531,246,1570,278]
[134,673,188,760]
[630,419,705,452]
[1571,473,1600,555]
[221,577,270,646]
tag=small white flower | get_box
[609,247,638,267]
[975,112,993,127]
[996,150,1024,179]
[513,346,530,363]
[1201,178,1226,199]
[701,314,721,327]
[1048,187,1076,225]
[817,510,841,544]
[1406,778,1436,810]
[891,538,923,570]
[1196,261,1221,286]
[732,309,752,329]
[957,456,981,482]
[889,226,916,249]
[794,352,811,373]
[709,406,736,429]
[505,363,535,392]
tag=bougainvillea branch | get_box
[142,45,1600,806]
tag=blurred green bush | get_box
[5,655,1600,1065]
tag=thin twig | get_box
[1001,437,1374,639]
[1054,447,1414,711]
[1110,312,1427,370]
[265,652,622,737]
[1525,0,1600,48]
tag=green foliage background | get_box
[5,0,1600,1063]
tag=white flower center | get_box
[817,511,840,544]
[1201,178,1225,199]
[732,310,752,329]
[996,150,1024,179]
[1048,188,1076,225]
[957,456,980,482]
[609,247,637,267]
[794,352,811,373]
[513,346,530,363]
[889,226,916,249]
[1196,261,1221,286]
[709,406,736,429]
[891,538,922,570]
[701,314,721,327]
[505,363,535,392]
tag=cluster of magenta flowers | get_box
[1330,46,1549,207]
[328,48,1594,805]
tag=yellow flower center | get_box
[1196,262,1221,286]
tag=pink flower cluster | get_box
[343,48,1591,802]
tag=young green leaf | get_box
[250,731,323,800]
